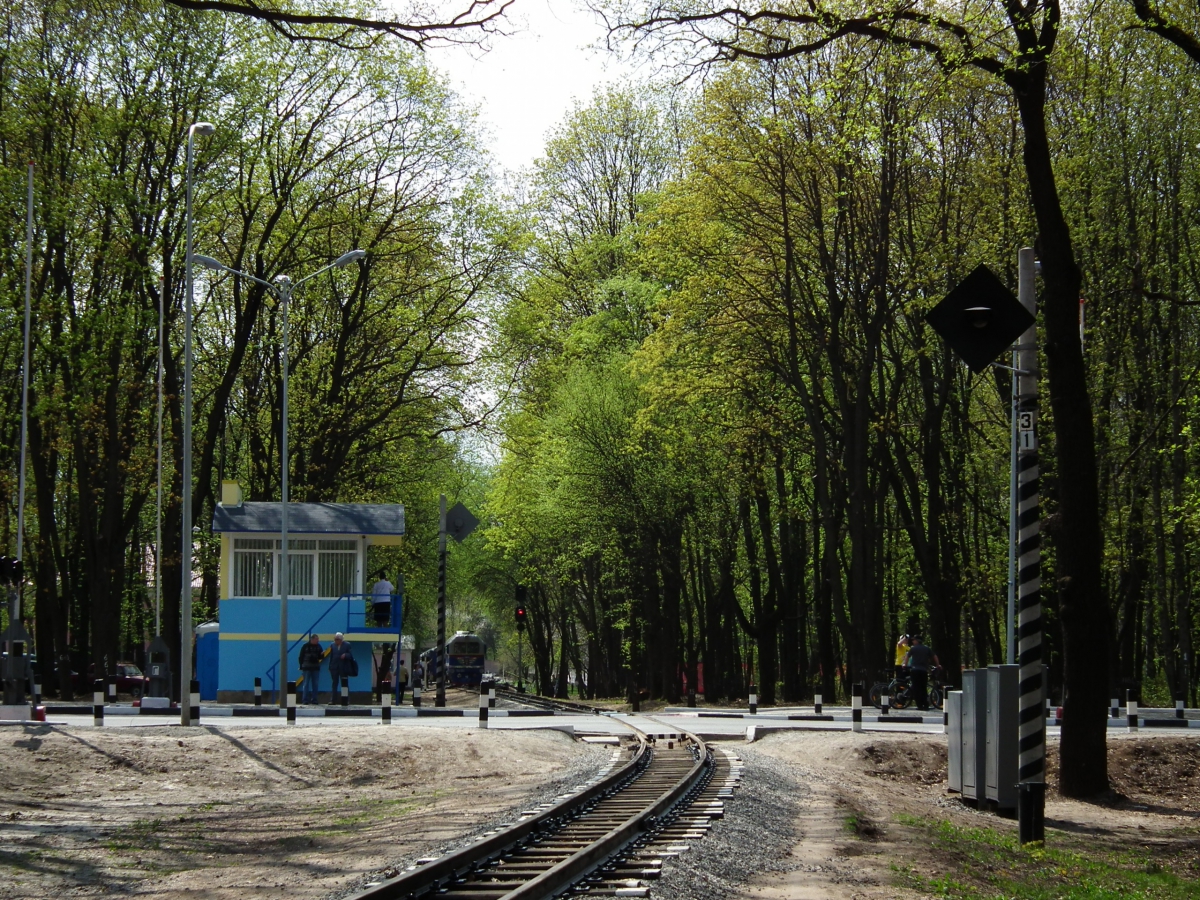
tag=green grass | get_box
[894,815,1199,899]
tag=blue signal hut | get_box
[211,481,404,702]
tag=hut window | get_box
[276,540,316,596]
[318,540,357,597]
[233,539,274,598]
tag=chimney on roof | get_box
[220,480,244,508]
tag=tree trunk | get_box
[1012,65,1111,796]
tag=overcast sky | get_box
[428,0,638,172]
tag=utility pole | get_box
[436,494,447,708]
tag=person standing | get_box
[298,634,323,705]
[371,572,394,627]
[328,632,355,703]
[904,636,941,711]
[396,660,409,704]
[894,634,912,680]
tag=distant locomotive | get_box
[420,631,486,687]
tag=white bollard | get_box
[93,680,104,727]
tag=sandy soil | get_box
[0,723,601,899]
[739,731,1200,899]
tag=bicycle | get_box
[869,669,913,709]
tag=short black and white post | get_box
[1126,688,1138,733]
[286,680,297,724]
[1176,695,1185,720]
[93,678,104,727]
[1111,696,1119,719]
[107,677,117,704]
[340,675,350,706]
[1015,247,1046,844]
[413,685,421,708]
[478,688,489,728]
[748,683,758,715]
[382,691,391,724]
[189,680,200,722]
[254,677,262,707]
[814,693,822,715]
[488,682,496,709]
[852,683,863,732]
[881,691,889,716]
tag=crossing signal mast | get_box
[515,587,528,692]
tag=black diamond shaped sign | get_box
[446,501,479,543]
[926,264,1034,374]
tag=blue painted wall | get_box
[218,598,379,694]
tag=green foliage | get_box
[895,816,1200,899]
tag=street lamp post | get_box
[182,121,214,727]
[191,249,365,704]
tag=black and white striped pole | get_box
[189,679,200,723]
[340,675,350,707]
[814,692,822,715]
[881,691,889,716]
[852,683,863,732]
[382,690,392,724]
[478,688,489,727]
[93,679,104,727]
[1016,247,1046,845]
[286,680,297,724]
[1176,695,1185,720]
[413,685,421,708]
[489,682,496,709]
[254,677,262,707]
[1111,696,1119,719]
[1126,689,1138,733]
[748,683,757,715]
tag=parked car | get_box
[70,662,150,698]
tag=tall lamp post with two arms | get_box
[190,249,366,705]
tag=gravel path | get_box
[652,746,803,900]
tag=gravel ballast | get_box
[651,745,803,900]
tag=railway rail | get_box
[345,695,740,900]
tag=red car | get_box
[72,662,150,698]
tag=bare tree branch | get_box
[596,3,1011,79]
[1129,0,1200,66]
[164,0,516,47]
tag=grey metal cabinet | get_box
[946,690,962,793]
[985,664,1019,810]
[961,670,988,802]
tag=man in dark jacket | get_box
[298,634,323,705]
[904,636,941,711]
[328,633,355,703]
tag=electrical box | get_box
[985,664,1019,811]
[960,670,988,802]
[946,690,962,793]
[146,635,172,700]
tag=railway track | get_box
[492,686,606,715]
[345,702,740,900]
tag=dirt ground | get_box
[0,723,600,899]
[743,731,1200,898]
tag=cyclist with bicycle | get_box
[894,634,912,680]
[904,636,941,711]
